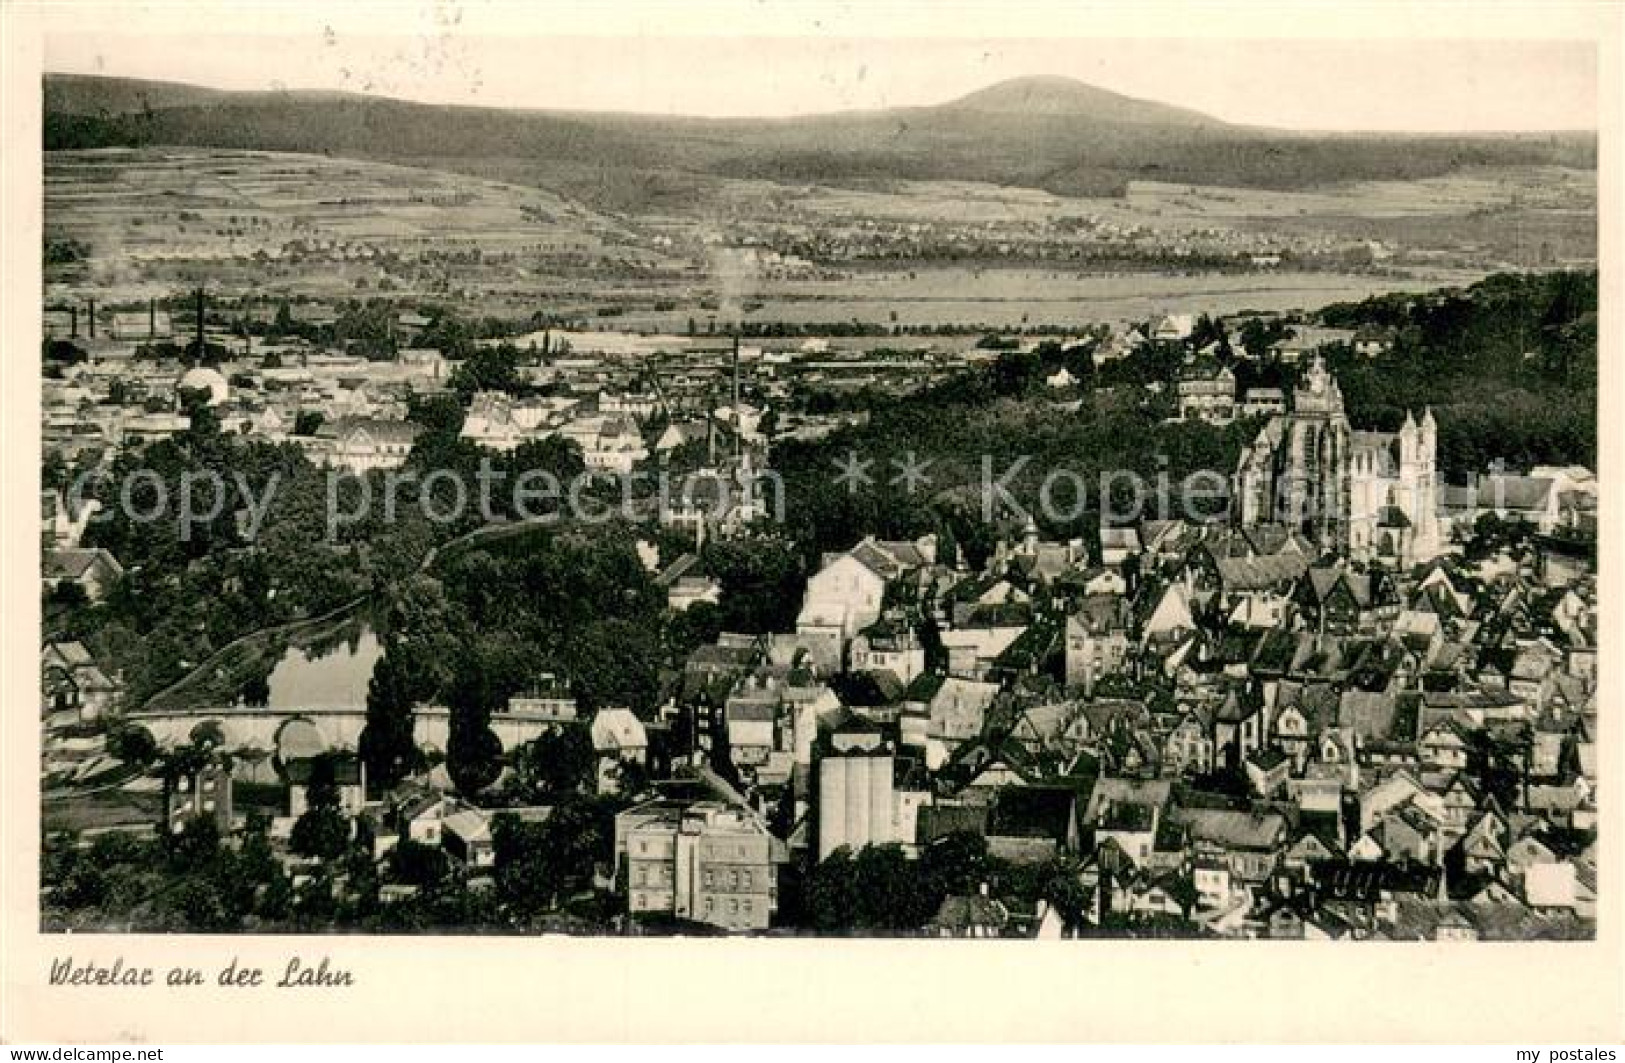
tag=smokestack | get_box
[195,288,205,358]
[732,335,741,406]
[149,298,156,340]
[69,306,77,339]
[87,298,96,339]
[732,335,741,460]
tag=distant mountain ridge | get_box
[942,75,1222,125]
[43,72,1596,210]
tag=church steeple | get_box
[1306,353,1330,395]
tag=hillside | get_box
[943,75,1224,125]
[43,73,1596,211]
[770,270,1597,566]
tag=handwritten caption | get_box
[50,955,353,988]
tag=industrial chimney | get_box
[731,335,741,460]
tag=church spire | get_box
[1306,352,1330,394]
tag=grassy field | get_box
[44,148,1588,329]
[43,147,677,304]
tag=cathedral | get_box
[1233,355,1442,566]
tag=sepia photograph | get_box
[7,0,1624,1047]
[32,18,1606,943]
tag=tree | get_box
[702,539,804,634]
[507,436,586,492]
[165,813,221,874]
[448,346,520,397]
[802,844,938,932]
[406,392,466,437]
[849,844,936,930]
[610,757,650,799]
[289,754,352,860]
[446,669,504,797]
[511,727,596,800]
[293,410,324,437]
[492,814,557,917]
[189,719,226,752]
[805,847,860,931]
[1239,317,1289,359]
[358,651,420,793]
[1190,313,1230,355]
[921,831,989,897]
[492,800,611,918]
[990,350,1042,397]
[107,724,158,769]
[240,672,271,708]
[271,300,295,338]
[387,839,450,887]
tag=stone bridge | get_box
[121,704,568,757]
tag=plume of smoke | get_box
[705,241,762,325]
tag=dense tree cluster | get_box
[1319,270,1596,479]
[793,832,1091,935]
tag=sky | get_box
[40,7,1601,131]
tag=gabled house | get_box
[1297,564,1395,633]
[1371,801,1446,865]
[925,678,1000,750]
[1172,806,1288,883]
[1176,360,1236,425]
[658,553,723,613]
[1065,595,1132,695]
[41,640,122,721]
[1139,581,1196,644]
[1418,721,1471,772]
[442,806,497,869]
[312,417,421,474]
[590,708,649,794]
[1245,747,1291,798]
[797,537,934,672]
[1161,708,1214,777]
[941,624,1027,681]
[1454,810,1508,876]
[927,890,1010,938]
[849,615,927,686]
[43,547,123,601]
[1272,680,1339,771]
[1211,685,1265,768]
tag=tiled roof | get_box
[1216,552,1308,590]
[44,548,121,581]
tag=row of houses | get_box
[628,480,1595,933]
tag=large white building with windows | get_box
[616,799,784,932]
